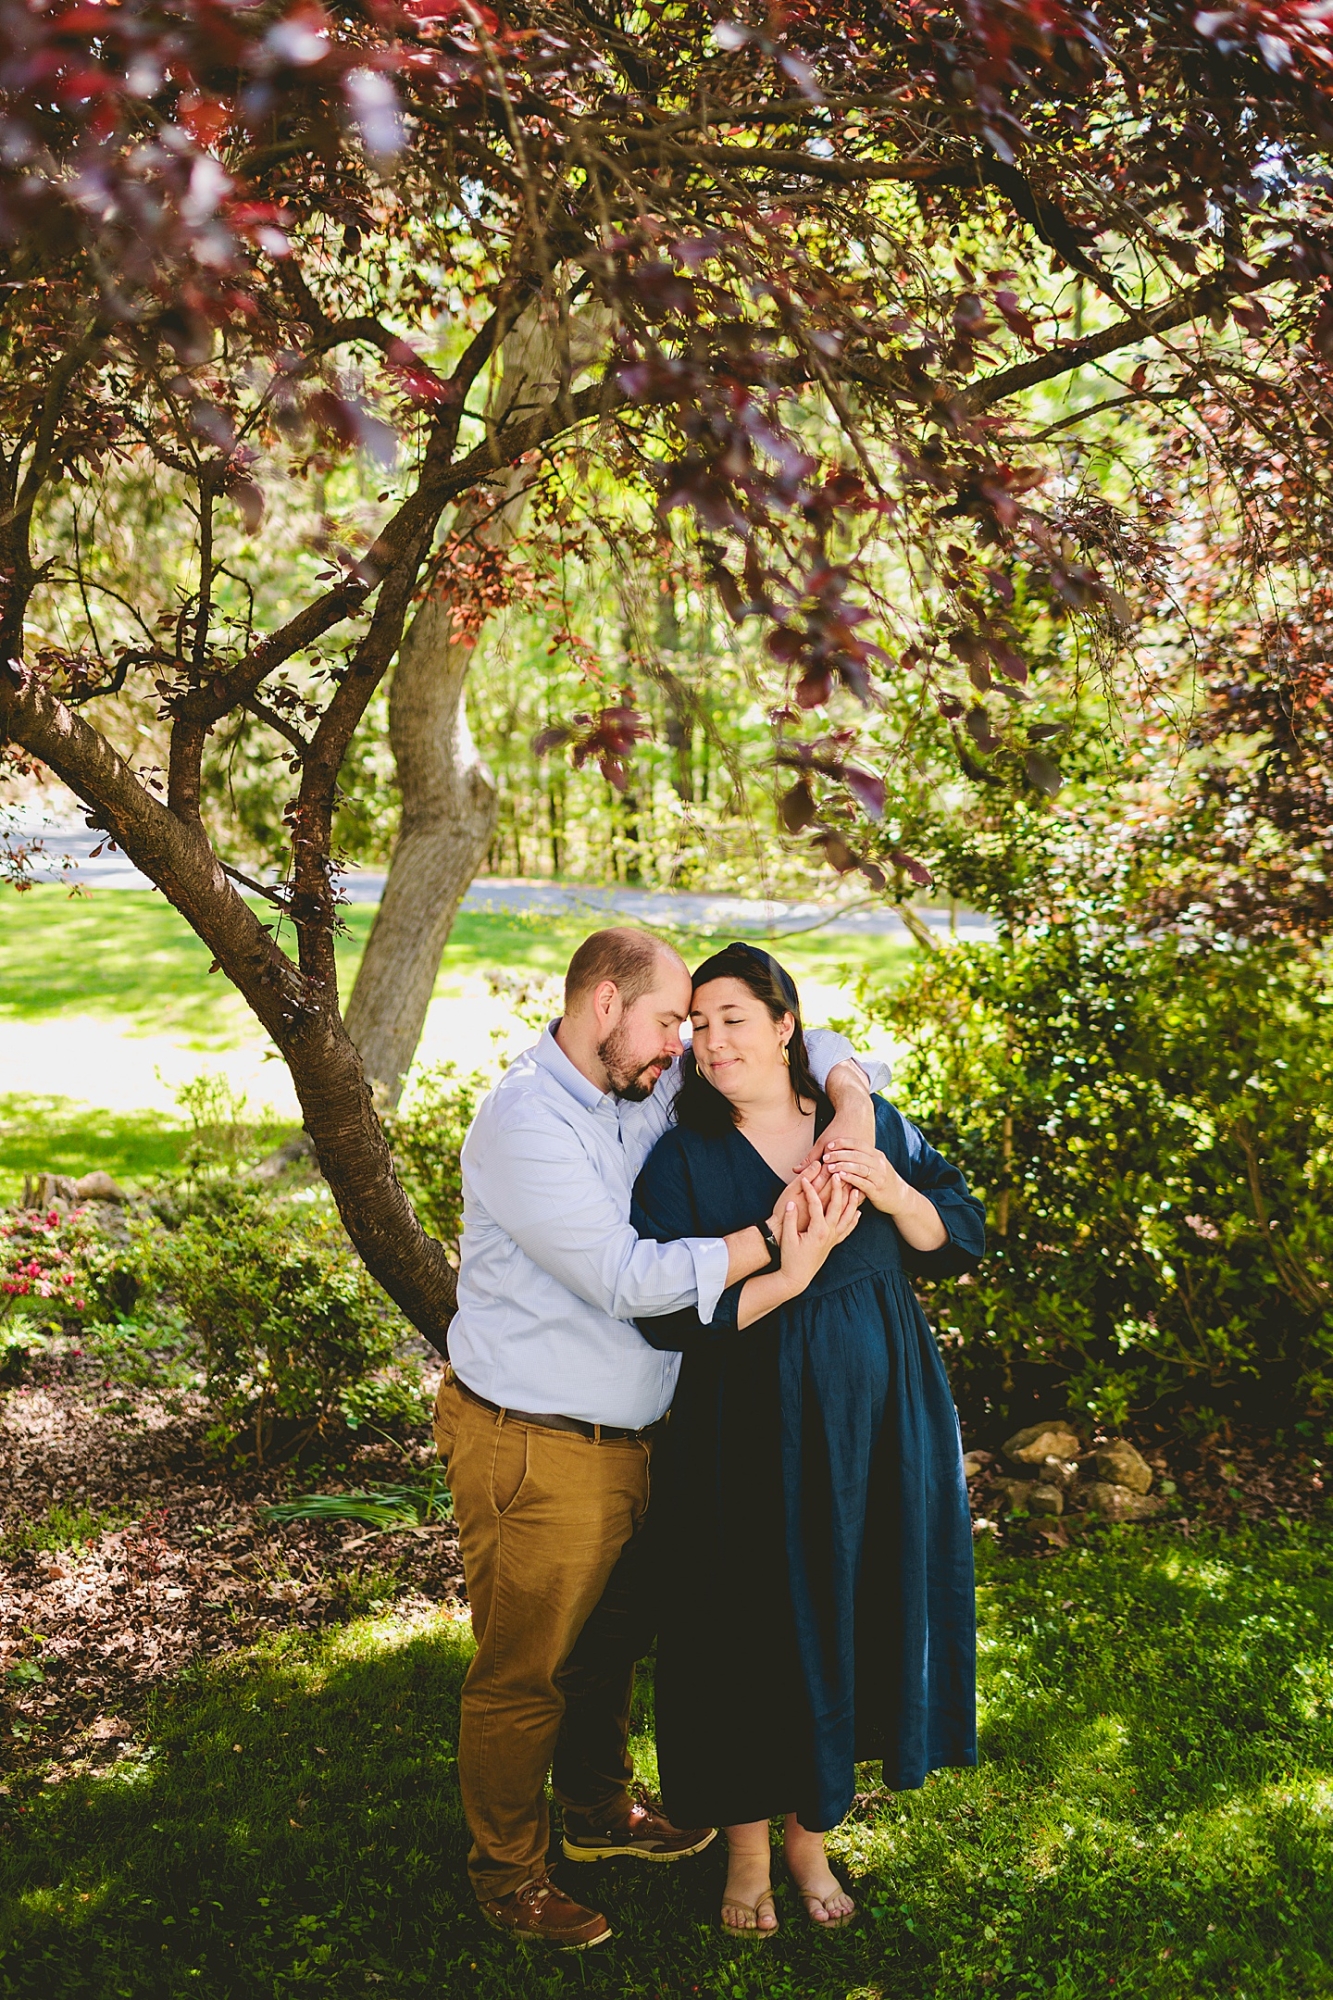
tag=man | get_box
[433,927,885,1948]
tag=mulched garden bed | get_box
[0,1349,462,1782]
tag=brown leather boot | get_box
[479,1875,612,1949]
[562,1798,717,1863]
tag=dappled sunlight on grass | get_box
[0,1094,189,1197]
[2,1521,1328,1997]
[0,884,914,1031]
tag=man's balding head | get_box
[564,928,685,1015]
[559,929,692,1101]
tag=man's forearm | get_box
[825,1057,874,1113]
[723,1224,771,1287]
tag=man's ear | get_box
[592,977,621,1027]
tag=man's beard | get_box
[597,1023,664,1102]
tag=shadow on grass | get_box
[1,1531,1329,2000]
[0,1095,189,1195]
[0,886,914,1035]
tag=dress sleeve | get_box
[880,1100,986,1281]
[630,1138,747,1350]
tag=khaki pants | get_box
[433,1376,653,1902]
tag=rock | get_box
[1039,1454,1080,1490]
[1003,1421,1083,1468]
[21,1172,78,1210]
[993,1478,1035,1513]
[1084,1480,1165,1523]
[251,1133,314,1182]
[1093,1440,1153,1494]
[1027,1483,1064,1516]
[962,1451,992,1483]
[74,1170,126,1203]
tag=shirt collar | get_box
[533,1020,611,1114]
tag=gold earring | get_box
[780,1041,791,1067]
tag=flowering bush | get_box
[0,1208,93,1322]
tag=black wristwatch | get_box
[757,1219,782,1271]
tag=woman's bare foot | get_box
[720,1823,779,1934]
[782,1817,856,1927]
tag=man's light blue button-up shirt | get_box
[448,1023,887,1429]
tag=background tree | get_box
[5,0,1333,1343]
[340,307,611,1108]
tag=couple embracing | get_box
[433,927,984,1948]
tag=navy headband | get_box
[691,940,800,1012]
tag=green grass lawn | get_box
[0,884,912,1033]
[0,885,912,1193]
[2,1520,1329,1999]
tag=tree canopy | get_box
[3,0,1333,1338]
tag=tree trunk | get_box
[343,306,606,1105]
[340,588,499,1104]
[3,678,460,1345]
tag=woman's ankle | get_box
[724,1820,773,1867]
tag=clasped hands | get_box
[772,1146,908,1231]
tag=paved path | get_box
[0,812,984,1119]
[9,815,995,943]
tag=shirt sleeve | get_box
[805,1027,891,1096]
[463,1105,730,1323]
[880,1101,987,1280]
[630,1138,746,1350]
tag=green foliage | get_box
[78,1312,201,1393]
[0,1314,38,1379]
[262,1475,452,1533]
[866,927,1333,1433]
[0,1520,1329,1997]
[136,1187,417,1463]
[0,1502,133,1560]
[171,1072,290,1177]
[383,1064,489,1258]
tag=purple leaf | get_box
[889,849,933,889]
[1024,751,1063,795]
[844,766,885,819]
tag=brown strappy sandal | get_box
[796,1886,857,1931]
[719,1886,780,1938]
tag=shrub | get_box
[859,927,1333,1438]
[172,1071,293,1177]
[383,1063,489,1259]
[0,1206,95,1324]
[137,1186,417,1462]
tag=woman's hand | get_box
[776,1172,861,1295]
[820,1145,904,1215]
[737,1176,862,1329]
[823,1146,948,1253]
[767,1176,814,1239]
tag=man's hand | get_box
[797,1057,875,1195]
[768,1177,814,1237]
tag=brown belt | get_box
[447,1367,663,1444]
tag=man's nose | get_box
[665,1028,684,1058]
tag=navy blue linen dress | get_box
[631,1094,984,1833]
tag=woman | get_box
[631,942,984,1936]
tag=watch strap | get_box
[758,1219,782,1271]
